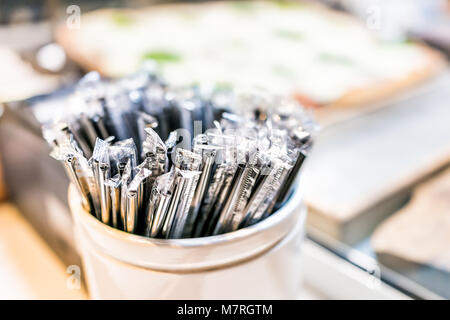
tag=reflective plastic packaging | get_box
[46,71,316,240]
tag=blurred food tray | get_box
[56,1,446,113]
[303,70,450,244]
[314,70,449,127]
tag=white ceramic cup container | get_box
[68,183,306,299]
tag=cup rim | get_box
[69,181,304,249]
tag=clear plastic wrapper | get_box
[144,171,175,237]
[242,158,292,226]
[187,135,220,237]
[109,138,137,176]
[199,162,237,236]
[105,175,121,229]
[162,168,201,239]
[142,127,167,174]
[273,128,312,208]
[214,148,264,234]
[164,130,178,170]
[120,160,132,229]
[46,70,316,239]
[174,148,202,172]
[48,131,99,215]
[125,167,151,233]
[91,138,112,224]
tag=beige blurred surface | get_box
[0,160,6,201]
[373,167,450,273]
[0,46,59,103]
[0,202,87,299]
[0,201,325,299]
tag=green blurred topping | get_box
[402,39,415,45]
[274,0,305,9]
[231,1,256,12]
[272,64,294,78]
[179,11,198,22]
[383,39,415,47]
[111,12,133,27]
[317,53,353,65]
[275,29,304,40]
[142,51,182,64]
[214,82,233,91]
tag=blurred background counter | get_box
[0,0,450,299]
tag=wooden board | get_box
[372,167,450,274]
[0,159,7,201]
[0,202,86,299]
[304,71,450,244]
